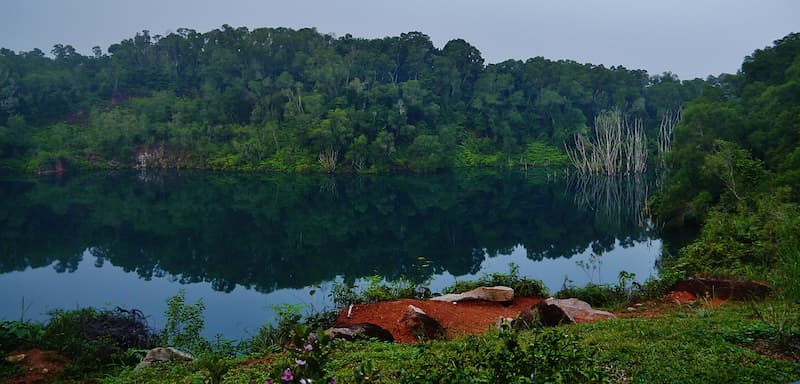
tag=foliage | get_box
[160,289,209,355]
[521,142,568,166]
[248,304,304,354]
[669,194,799,279]
[443,263,549,297]
[0,320,44,353]
[263,324,335,384]
[556,271,637,308]
[749,303,800,350]
[40,307,156,377]
[331,276,421,308]
[0,25,701,173]
[577,301,800,383]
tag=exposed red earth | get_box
[334,297,543,343]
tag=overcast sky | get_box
[1,0,798,80]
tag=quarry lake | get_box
[0,170,672,339]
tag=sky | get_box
[1,0,798,80]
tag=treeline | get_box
[655,32,800,280]
[0,25,702,172]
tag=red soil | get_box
[4,349,66,384]
[669,290,726,306]
[334,297,543,343]
[669,290,698,304]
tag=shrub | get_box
[41,307,156,377]
[443,263,549,297]
[0,320,44,353]
[160,289,208,355]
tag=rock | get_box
[407,304,426,314]
[5,353,25,363]
[328,323,394,342]
[513,306,538,329]
[626,306,637,312]
[496,317,514,329]
[537,298,616,326]
[135,347,193,370]
[399,306,444,340]
[670,278,771,300]
[429,286,514,303]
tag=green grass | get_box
[575,302,800,384]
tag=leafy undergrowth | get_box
[576,301,800,384]
[103,301,800,384]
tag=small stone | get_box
[635,303,644,307]
[626,307,637,311]
[42,368,49,374]
[5,354,25,363]
[408,305,426,315]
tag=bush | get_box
[0,320,44,353]
[41,307,156,376]
[160,289,208,355]
[443,263,549,297]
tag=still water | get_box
[0,170,663,339]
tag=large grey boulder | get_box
[430,286,514,303]
[135,347,193,370]
[537,298,616,326]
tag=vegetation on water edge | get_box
[4,299,796,383]
[0,25,704,173]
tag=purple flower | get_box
[330,377,337,384]
[281,368,293,382]
[304,344,313,351]
[296,359,306,366]
[264,381,272,384]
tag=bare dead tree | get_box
[658,106,681,155]
[318,148,339,172]
[565,109,646,175]
[626,116,647,174]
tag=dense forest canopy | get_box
[653,32,800,278]
[0,25,704,172]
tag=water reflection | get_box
[0,170,663,337]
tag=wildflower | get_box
[300,379,313,384]
[330,377,336,384]
[304,344,313,351]
[264,381,272,384]
[296,359,307,366]
[281,368,293,382]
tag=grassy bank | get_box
[99,301,799,384]
[3,267,799,383]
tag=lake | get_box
[0,169,668,339]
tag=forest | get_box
[0,25,702,172]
